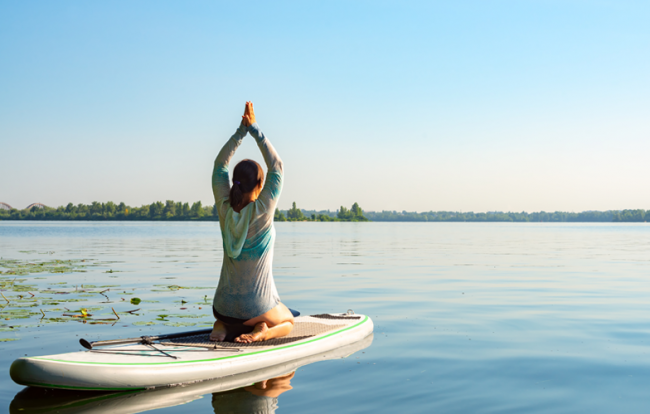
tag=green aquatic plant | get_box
[0,256,214,338]
[1,309,40,320]
[9,301,39,308]
[165,313,208,319]
[0,259,93,277]
[133,321,156,326]
[153,284,212,291]
[163,321,197,327]
[42,299,88,304]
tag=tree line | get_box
[0,202,647,222]
[364,209,648,222]
[0,201,369,222]
[274,202,368,222]
[0,201,215,221]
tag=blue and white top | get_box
[211,123,283,320]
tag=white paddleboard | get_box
[10,333,373,414]
[10,313,373,391]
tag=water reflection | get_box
[9,334,372,414]
[212,372,294,414]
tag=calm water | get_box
[1,221,650,413]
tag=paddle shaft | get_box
[80,328,213,349]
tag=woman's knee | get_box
[277,302,294,320]
[245,303,292,327]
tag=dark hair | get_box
[229,159,264,209]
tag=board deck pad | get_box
[161,320,346,349]
[310,314,362,320]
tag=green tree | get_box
[190,201,204,218]
[90,201,102,215]
[337,203,368,221]
[163,200,176,219]
[287,202,305,220]
[274,208,286,221]
[337,206,351,220]
[77,203,89,216]
[181,202,191,218]
[150,201,164,218]
[138,204,150,218]
[350,202,368,221]
[105,201,116,217]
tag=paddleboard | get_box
[10,312,373,391]
[10,333,373,414]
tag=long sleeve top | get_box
[211,123,284,320]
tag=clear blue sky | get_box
[1,1,648,212]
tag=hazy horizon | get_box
[2,1,649,212]
[1,199,648,216]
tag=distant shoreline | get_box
[1,200,647,223]
[1,219,647,224]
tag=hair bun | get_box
[229,159,265,209]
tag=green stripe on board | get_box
[31,316,369,366]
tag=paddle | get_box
[80,328,212,349]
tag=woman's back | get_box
[211,122,284,320]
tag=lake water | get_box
[1,221,649,413]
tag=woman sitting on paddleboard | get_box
[210,101,294,343]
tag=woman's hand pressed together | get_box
[242,101,256,127]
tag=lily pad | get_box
[133,321,156,326]
[168,314,208,319]
[163,321,197,327]
[0,309,38,319]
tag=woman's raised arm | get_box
[243,102,283,206]
[212,122,247,203]
[249,122,283,207]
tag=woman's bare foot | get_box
[235,322,268,343]
[210,320,227,342]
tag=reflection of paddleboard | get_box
[10,333,374,414]
[10,313,373,391]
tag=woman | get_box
[210,102,294,343]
